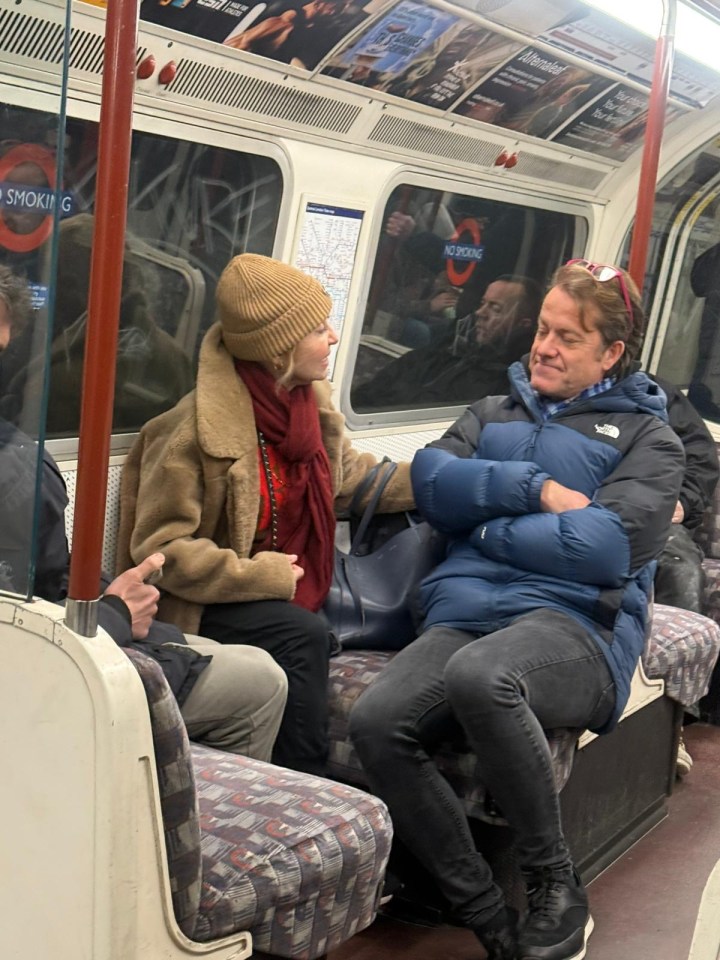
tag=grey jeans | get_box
[179,636,288,761]
[350,608,615,926]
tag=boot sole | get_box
[520,913,594,960]
[568,914,594,960]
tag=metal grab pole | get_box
[65,0,138,636]
[627,0,677,291]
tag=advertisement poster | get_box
[550,83,651,161]
[384,22,521,109]
[448,0,584,38]
[139,0,388,71]
[541,10,719,107]
[322,1,461,90]
[453,47,612,134]
[294,202,364,376]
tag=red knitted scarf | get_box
[236,360,335,612]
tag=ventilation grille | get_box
[512,153,607,191]
[368,114,608,190]
[369,114,500,166]
[169,59,361,134]
[0,8,146,75]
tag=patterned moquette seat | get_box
[126,649,392,960]
[327,650,579,822]
[327,605,720,820]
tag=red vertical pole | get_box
[66,0,138,633]
[627,1,677,290]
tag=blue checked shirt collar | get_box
[535,376,616,421]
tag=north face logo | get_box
[595,423,620,439]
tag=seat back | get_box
[0,596,251,960]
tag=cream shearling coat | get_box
[117,322,414,634]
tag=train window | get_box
[0,103,283,439]
[349,184,585,417]
[625,139,720,425]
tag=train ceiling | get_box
[129,0,720,164]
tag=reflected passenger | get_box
[352,274,542,410]
[6,213,194,436]
[118,254,414,775]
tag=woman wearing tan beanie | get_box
[118,254,414,775]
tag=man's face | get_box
[474,280,524,346]
[529,285,624,400]
[0,298,11,353]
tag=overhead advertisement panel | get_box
[446,0,585,37]
[322,0,461,89]
[550,84,683,161]
[138,0,391,71]
[452,46,613,136]
[373,21,521,109]
[541,9,720,107]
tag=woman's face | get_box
[289,321,338,387]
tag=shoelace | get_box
[526,879,566,925]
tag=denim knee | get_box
[350,683,388,747]
[444,645,514,717]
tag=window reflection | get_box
[351,185,584,414]
[0,103,283,437]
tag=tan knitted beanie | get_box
[216,254,332,361]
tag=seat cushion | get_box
[645,604,720,706]
[327,650,578,821]
[192,748,392,959]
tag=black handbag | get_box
[323,459,445,651]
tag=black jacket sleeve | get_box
[691,243,720,298]
[652,375,719,530]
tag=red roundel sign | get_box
[445,218,483,287]
[0,144,58,253]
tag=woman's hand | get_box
[286,554,305,583]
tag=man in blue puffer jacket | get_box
[351,260,685,960]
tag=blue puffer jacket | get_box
[411,362,685,731]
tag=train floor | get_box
[325,721,720,960]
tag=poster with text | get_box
[550,84,651,161]
[322,0,461,91]
[448,0,584,38]
[453,47,611,134]
[140,0,389,71]
[541,10,720,107]
[385,21,522,109]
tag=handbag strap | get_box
[347,455,392,517]
[349,460,398,555]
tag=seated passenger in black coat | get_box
[651,374,719,614]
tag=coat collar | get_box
[195,322,342,465]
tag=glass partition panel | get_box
[0,104,283,438]
[0,73,70,599]
[349,183,585,417]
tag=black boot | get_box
[472,905,518,960]
[519,867,592,960]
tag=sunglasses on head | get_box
[565,258,634,329]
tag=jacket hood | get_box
[508,360,669,422]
